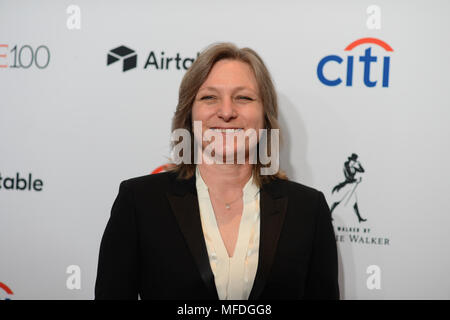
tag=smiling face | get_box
[192,59,264,162]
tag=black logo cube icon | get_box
[107,46,137,72]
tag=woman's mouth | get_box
[209,127,244,133]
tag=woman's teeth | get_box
[210,128,243,133]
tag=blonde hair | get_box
[170,42,287,186]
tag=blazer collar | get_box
[166,171,288,300]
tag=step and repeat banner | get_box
[1,0,449,299]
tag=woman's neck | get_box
[197,163,252,193]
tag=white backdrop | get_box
[1,0,449,299]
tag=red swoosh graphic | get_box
[345,38,393,52]
[0,282,13,295]
[151,163,175,174]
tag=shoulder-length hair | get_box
[169,42,287,187]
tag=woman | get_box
[95,42,339,300]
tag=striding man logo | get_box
[330,153,367,223]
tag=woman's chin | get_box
[214,147,248,164]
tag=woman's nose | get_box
[217,97,237,121]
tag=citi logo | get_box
[317,37,393,88]
[107,45,137,72]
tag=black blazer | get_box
[95,171,339,300]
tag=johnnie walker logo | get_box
[330,153,390,246]
[330,153,367,223]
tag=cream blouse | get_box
[195,167,260,300]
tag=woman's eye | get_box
[237,96,253,101]
[200,95,215,100]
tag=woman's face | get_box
[192,59,264,162]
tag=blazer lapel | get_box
[249,179,288,300]
[166,173,219,299]
[165,172,288,301]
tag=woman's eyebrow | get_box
[233,86,258,94]
[198,86,257,93]
[198,86,220,93]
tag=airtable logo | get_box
[107,45,137,72]
[317,37,394,87]
[107,45,199,72]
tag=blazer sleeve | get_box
[95,181,139,300]
[304,191,340,300]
